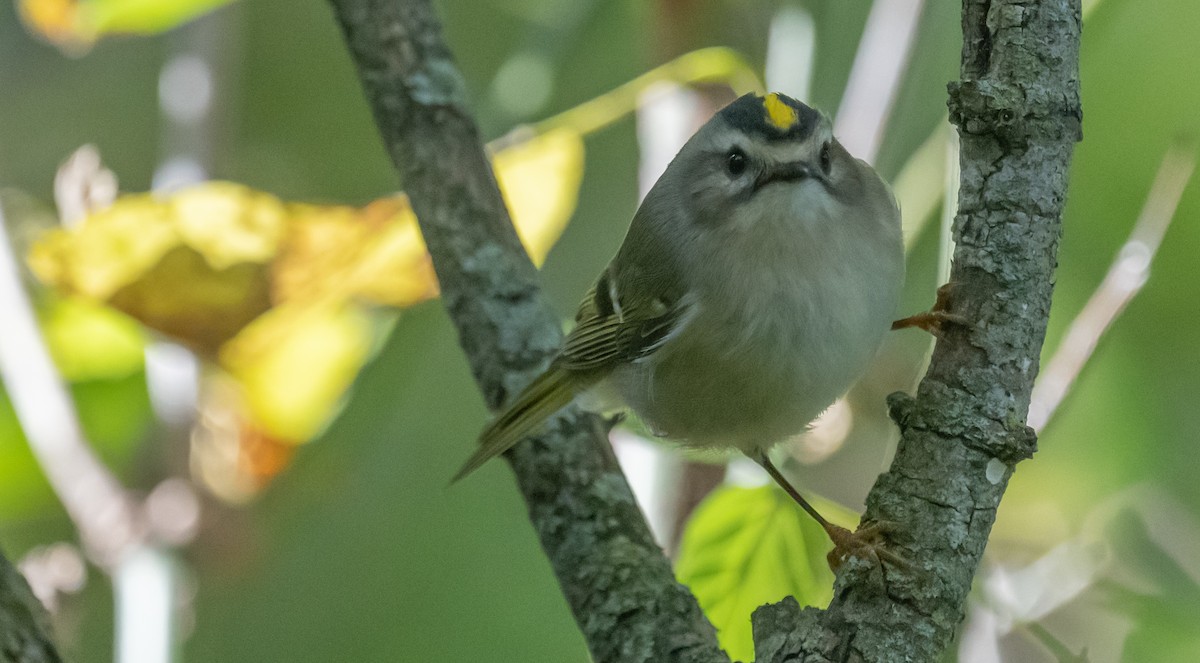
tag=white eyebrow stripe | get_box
[608,273,624,322]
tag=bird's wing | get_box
[452,267,689,483]
[454,194,692,483]
[452,365,576,482]
[559,264,692,372]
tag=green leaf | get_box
[18,0,238,51]
[0,372,151,521]
[675,484,857,661]
[41,296,146,383]
[87,0,237,35]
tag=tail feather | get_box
[452,367,580,483]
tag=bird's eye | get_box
[819,143,832,175]
[726,148,747,177]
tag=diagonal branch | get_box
[325,1,725,661]
[0,201,138,569]
[754,0,1083,660]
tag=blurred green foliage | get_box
[1108,511,1200,660]
[0,0,1198,661]
[16,0,235,51]
[0,296,151,523]
[675,485,856,660]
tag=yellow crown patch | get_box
[763,93,798,130]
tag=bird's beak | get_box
[754,161,819,191]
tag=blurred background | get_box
[1,0,1198,661]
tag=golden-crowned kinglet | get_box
[456,92,905,562]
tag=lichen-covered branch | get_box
[325,1,726,661]
[0,550,62,663]
[753,1,1082,660]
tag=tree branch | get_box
[0,550,62,663]
[326,1,725,661]
[753,1,1082,660]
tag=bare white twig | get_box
[1028,144,1196,432]
[834,0,925,164]
[0,204,139,567]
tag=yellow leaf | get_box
[29,128,584,445]
[220,305,371,443]
[16,0,82,48]
[29,183,283,354]
[29,195,174,300]
[109,245,272,354]
[493,127,585,266]
[272,127,584,308]
[272,197,438,309]
[18,0,238,52]
[172,183,286,269]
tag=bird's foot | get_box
[824,520,909,574]
[892,282,970,337]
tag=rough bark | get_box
[752,1,1082,661]
[326,1,726,661]
[0,550,62,663]
[327,0,1080,661]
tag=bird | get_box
[455,92,906,568]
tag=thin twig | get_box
[1028,143,1195,432]
[0,204,139,567]
[834,0,925,164]
[1023,621,1091,663]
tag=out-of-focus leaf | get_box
[675,484,856,662]
[30,129,583,354]
[271,197,438,310]
[982,540,1108,629]
[492,127,584,265]
[220,305,371,443]
[69,372,153,457]
[1105,508,1200,660]
[190,373,300,503]
[27,127,583,470]
[523,47,762,138]
[29,183,282,355]
[963,539,1106,662]
[18,0,238,52]
[0,390,55,518]
[0,371,152,520]
[40,296,146,382]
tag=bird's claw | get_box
[891,310,971,337]
[825,520,910,574]
[892,282,971,337]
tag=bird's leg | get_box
[752,452,907,573]
[892,282,970,337]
